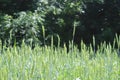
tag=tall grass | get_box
[0,37,120,80]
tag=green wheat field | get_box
[0,39,120,80]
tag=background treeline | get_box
[0,0,120,47]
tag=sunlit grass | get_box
[0,39,120,80]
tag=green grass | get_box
[0,41,120,80]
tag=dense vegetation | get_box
[0,0,120,47]
[0,39,120,80]
[0,0,120,79]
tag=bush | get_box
[36,0,83,46]
[0,11,46,47]
[0,13,12,46]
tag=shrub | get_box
[0,11,45,47]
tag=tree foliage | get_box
[0,0,120,47]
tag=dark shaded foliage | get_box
[77,0,120,45]
[0,0,35,14]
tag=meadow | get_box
[0,40,120,80]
